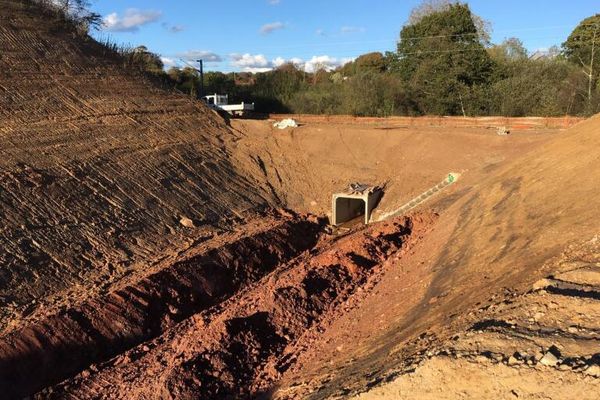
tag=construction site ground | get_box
[0,2,598,399]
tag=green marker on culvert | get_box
[375,172,461,222]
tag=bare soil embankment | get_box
[0,212,321,398]
[230,118,559,219]
[1,1,599,399]
[352,238,600,400]
[269,115,600,399]
[0,0,273,334]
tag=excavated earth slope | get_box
[1,211,322,398]
[268,115,600,399]
[2,1,599,399]
[229,119,557,218]
[40,213,438,399]
[0,0,271,333]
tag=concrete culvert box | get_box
[332,183,382,225]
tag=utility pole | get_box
[196,59,204,99]
[587,25,597,112]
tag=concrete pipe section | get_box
[332,183,382,225]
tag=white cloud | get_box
[260,22,285,35]
[340,26,366,34]
[161,57,177,68]
[272,57,304,68]
[230,53,270,69]
[178,50,223,63]
[102,9,162,32]
[303,55,354,73]
[268,0,281,4]
[272,56,287,68]
[244,67,274,73]
[228,54,352,73]
[315,28,326,37]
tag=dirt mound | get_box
[0,0,273,332]
[39,213,437,399]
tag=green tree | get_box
[167,66,200,97]
[204,72,237,97]
[342,72,408,116]
[408,0,491,44]
[397,2,495,115]
[340,52,387,76]
[488,38,528,63]
[563,14,600,113]
[250,63,306,112]
[489,58,585,116]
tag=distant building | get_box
[529,47,560,61]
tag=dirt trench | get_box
[0,213,322,399]
[38,212,437,399]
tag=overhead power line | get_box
[162,34,568,65]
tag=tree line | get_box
[32,0,600,117]
[156,2,599,117]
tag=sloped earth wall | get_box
[0,0,273,333]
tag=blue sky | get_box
[90,0,599,72]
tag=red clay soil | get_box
[38,212,437,399]
[0,212,321,399]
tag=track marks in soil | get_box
[0,0,274,332]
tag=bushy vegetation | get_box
[156,3,598,117]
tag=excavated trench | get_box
[0,213,322,399]
[39,212,438,399]
[0,204,438,399]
